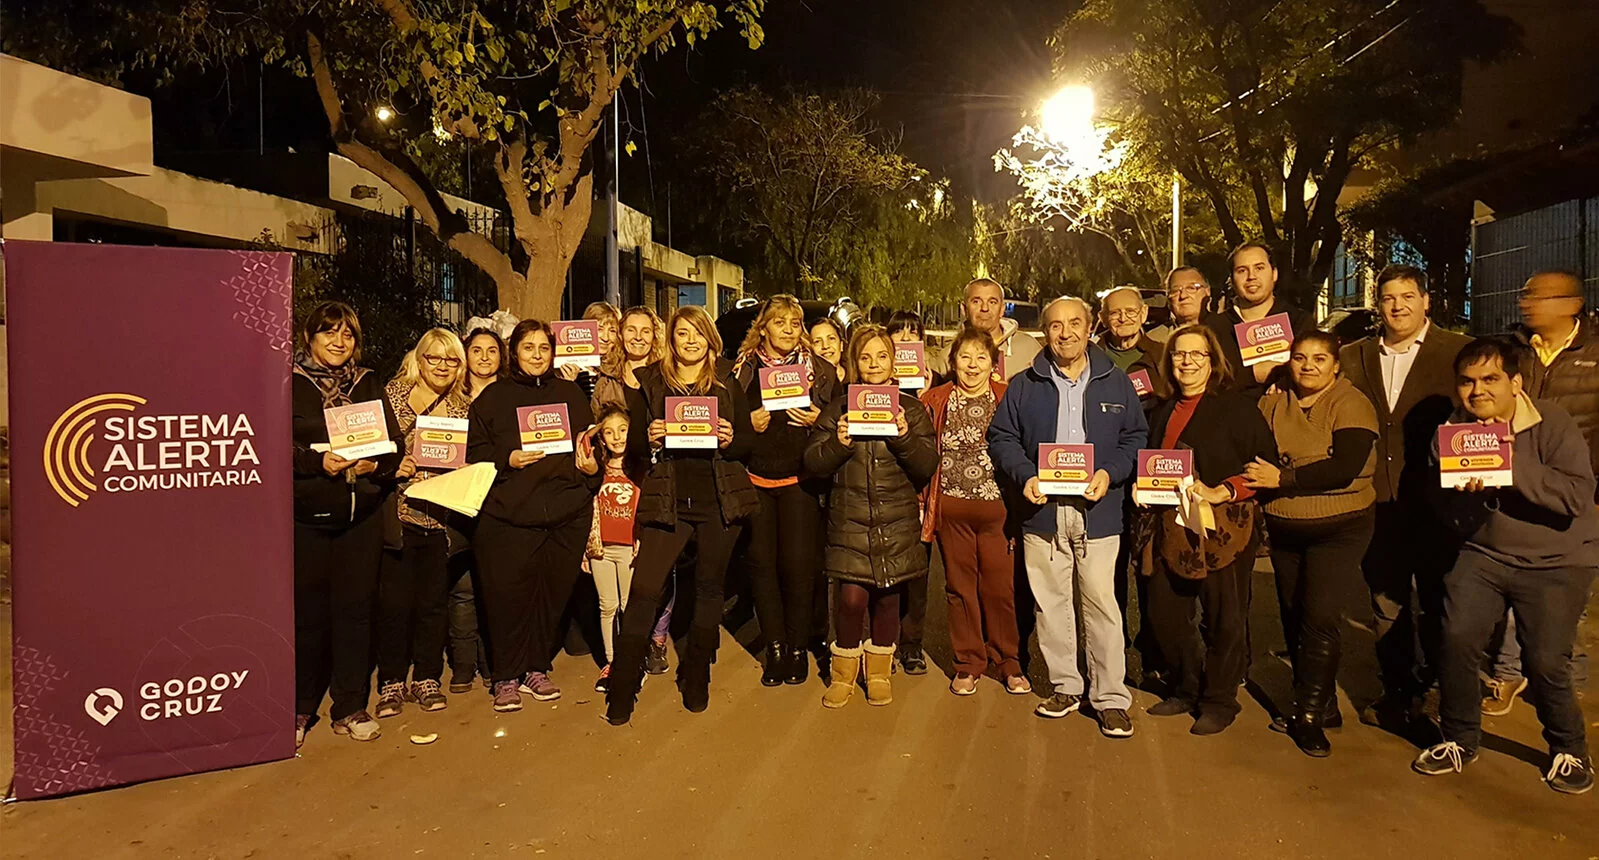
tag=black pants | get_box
[473,514,588,683]
[607,515,743,710]
[1439,551,1593,756]
[1147,552,1254,717]
[294,515,383,722]
[900,572,928,646]
[748,483,822,649]
[376,525,452,685]
[1267,509,1376,707]
[1363,499,1458,703]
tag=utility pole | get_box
[605,52,621,309]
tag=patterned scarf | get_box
[295,352,363,409]
[732,344,814,387]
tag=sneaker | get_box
[1035,693,1082,719]
[374,681,406,719]
[595,664,612,694]
[646,637,670,675]
[411,679,447,712]
[448,668,476,695]
[1147,697,1194,717]
[520,671,561,702]
[1098,708,1135,738]
[1004,675,1032,696]
[491,680,523,712]
[1413,741,1477,776]
[294,714,312,749]
[1545,753,1595,795]
[1481,676,1528,717]
[897,644,928,676]
[330,710,381,742]
[950,673,978,696]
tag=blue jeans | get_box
[1487,607,1590,686]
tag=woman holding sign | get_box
[919,327,1027,696]
[1243,331,1378,756]
[731,295,838,686]
[467,320,601,713]
[605,306,758,724]
[1141,324,1275,735]
[805,324,938,708]
[291,301,404,746]
[886,310,933,674]
[374,328,473,718]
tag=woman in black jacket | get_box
[731,294,838,687]
[805,324,938,709]
[467,320,600,713]
[291,301,403,747]
[1141,324,1276,736]
[605,306,758,724]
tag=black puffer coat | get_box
[804,391,938,587]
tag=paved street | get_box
[4,560,1598,859]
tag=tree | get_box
[694,86,921,299]
[975,201,1130,304]
[844,178,974,312]
[3,0,765,320]
[1051,0,1515,304]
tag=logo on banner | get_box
[1244,322,1285,345]
[44,393,263,506]
[84,688,125,726]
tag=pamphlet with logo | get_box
[1234,312,1294,367]
[518,403,574,454]
[324,400,396,460]
[665,396,720,449]
[894,341,928,390]
[1135,448,1193,505]
[758,364,813,411]
[552,320,602,368]
[1128,369,1154,398]
[1437,421,1514,488]
[412,416,469,470]
[846,384,902,437]
[1038,443,1095,495]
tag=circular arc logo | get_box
[43,393,147,507]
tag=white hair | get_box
[1042,295,1094,322]
[1101,286,1145,309]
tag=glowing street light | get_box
[1039,85,1096,143]
[375,105,395,123]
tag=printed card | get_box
[758,365,813,411]
[665,396,720,449]
[412,416,468,470]
[1234,312,1294,367]
[552,320,602,368]
[324,400,396,460]
[894,341,928,390]
[1128,368,1154,398]
[518,404,573,455]
[1038,444,1095,496]
[846,385,902,437]
[1135,448,1193,506]
[1437,422,1514,488]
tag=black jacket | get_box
[292,369,404,528]
[1205,297,1319,402]
[467,374,600,528]
[733,351,840,482]
[804,391,938,588]
[627,360,760,528]
[1515,321,1599,503]
[1148,389,1276,490]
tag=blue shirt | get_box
[1049,358,1088,444]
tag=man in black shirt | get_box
[1205,242,1318,402]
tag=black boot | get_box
[761,643,787,687]
[678,636,712,713]
[1289,632,1339,758]
[784,643,810,685]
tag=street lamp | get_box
[375,105,395,123]
[1039,85,1096,144]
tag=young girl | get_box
[585,406,641,693]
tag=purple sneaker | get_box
[491,680,522,712]
[520,671,561,701]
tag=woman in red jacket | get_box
[921,326,1029,696]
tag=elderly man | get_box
[1481,270,1599,714]
[1149,267,1212,342]
[988,297,1147,737]
[1097,286,1167,403]
[1205,243,1318,401]
[1341,264,1472,731]
[960,277,1043,381]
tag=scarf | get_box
[732,344,814,387]
[295,352,364,409]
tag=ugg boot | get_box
[822,644,862,709]
[864,641,896,706]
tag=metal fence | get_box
[339,208,506,331]
[1470,197,1599,334]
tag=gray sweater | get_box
[1432,394,1599,569]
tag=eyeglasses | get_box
[1105,309,1143,321]
[1519,291,1581,303]
[422,354,462,368]
[1167,285,1208,297]
[1171,350,1210,363]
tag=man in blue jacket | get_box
[989,296,1148,737]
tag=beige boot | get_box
[864,641,896,706]
[822,644,862,709]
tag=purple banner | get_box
[6,241,295,799]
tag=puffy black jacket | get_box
[467,374,600,528]
[804,391,938,588]
[292,369,403,528]
[1515,322,1599,503]
[627,360,760,528]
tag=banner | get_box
[6,241,295,800]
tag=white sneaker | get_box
[331,710,381,742]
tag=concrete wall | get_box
[0,54,152,178]
[327,155,497,223]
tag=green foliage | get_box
[1050,0,1516,304]
[975,202,1128,304]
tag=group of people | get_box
[289,241,1598,795]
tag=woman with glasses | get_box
[375,329,474,718]
[1141,324,1275,735]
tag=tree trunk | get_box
[505,173,595,322]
